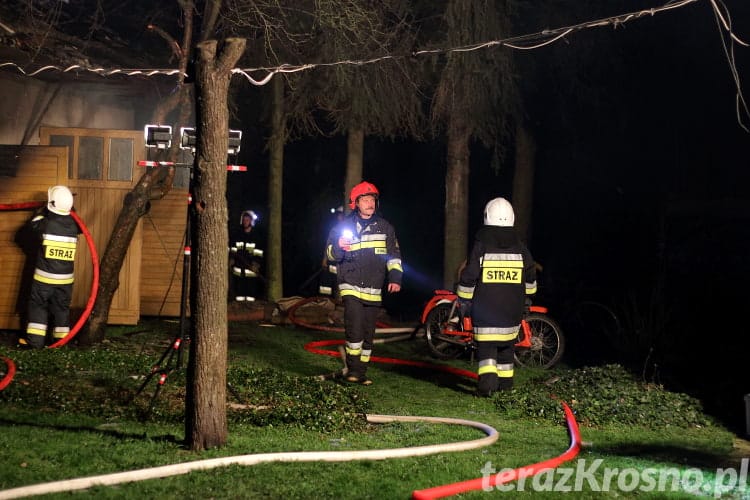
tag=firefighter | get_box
[325,182,403,385]
[19,186,79,349]
[229,210,264,302]
[457,197,537,396]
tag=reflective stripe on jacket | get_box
[458,225,536,329]
[325,213,402,305]
[31,210,79,284]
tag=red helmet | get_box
[348,181,379,209]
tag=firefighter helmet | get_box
[348,181,379,209]
[240,210,258,227]
[47,185,74,215]
[483,197,515,227]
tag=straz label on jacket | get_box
[483,268,522,283]
[45,245,76,261]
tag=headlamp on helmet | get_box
[240,210,258,227]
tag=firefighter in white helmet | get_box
[19,186,80,348]
[456,197,537,396]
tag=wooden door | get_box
[40,127,143,325]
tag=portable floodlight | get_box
[180,127,197,151]
[144,125,172,149]
[228,129,242,155]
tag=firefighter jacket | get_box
[326,212,403,305]
[229,226,263,278]
[457,226,536,336]
[30,209,79,286]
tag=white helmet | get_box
[48,185,74,215]
[483,197,515,227]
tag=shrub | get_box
[495,364,716,429]
[227,367,371,432]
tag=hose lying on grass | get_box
[0,414,499,499]
[0,276,581,499]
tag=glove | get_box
[456,297,472,316]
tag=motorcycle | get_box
[420,289,565,368]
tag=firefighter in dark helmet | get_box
[325,181,403,385]
[457,197,537,396]
[229,210,263,302]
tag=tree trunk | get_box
[185,37,245,452]
[511,120,536,244]
[343,128,364,212]
[443,116,470,289]
[266,75,285,302]
[82,4,194,344]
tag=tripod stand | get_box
[132,144,248,417]
[133,154,193,417]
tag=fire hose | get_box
[0,258,579,499]
[288,295,582,499]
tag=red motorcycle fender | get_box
[420,291,457,324]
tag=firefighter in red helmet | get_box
[325,181,403,385]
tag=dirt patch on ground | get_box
[728,437,750,468]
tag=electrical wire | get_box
[0,0,714,85]
[1,0,744,129]
[708,0,750,132]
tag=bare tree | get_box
[186,36,246,451]
[287,0,423,207]
[222,0,315,300]
[81,2,196,344]
[266,74,286,301]
[428,0,517,288]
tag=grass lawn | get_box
[0,316,748,499]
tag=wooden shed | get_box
[0,127,188,329]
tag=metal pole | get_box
[177,188,192,369]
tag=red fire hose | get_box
[0,356,16,391]
[411,401,581,499]
[288,296,582,499]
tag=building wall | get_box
[0,72,155,145]
[0,73,190,326]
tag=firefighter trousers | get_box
[25,281,72,349]
[343,296,379,378]
[476,339,515,396]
